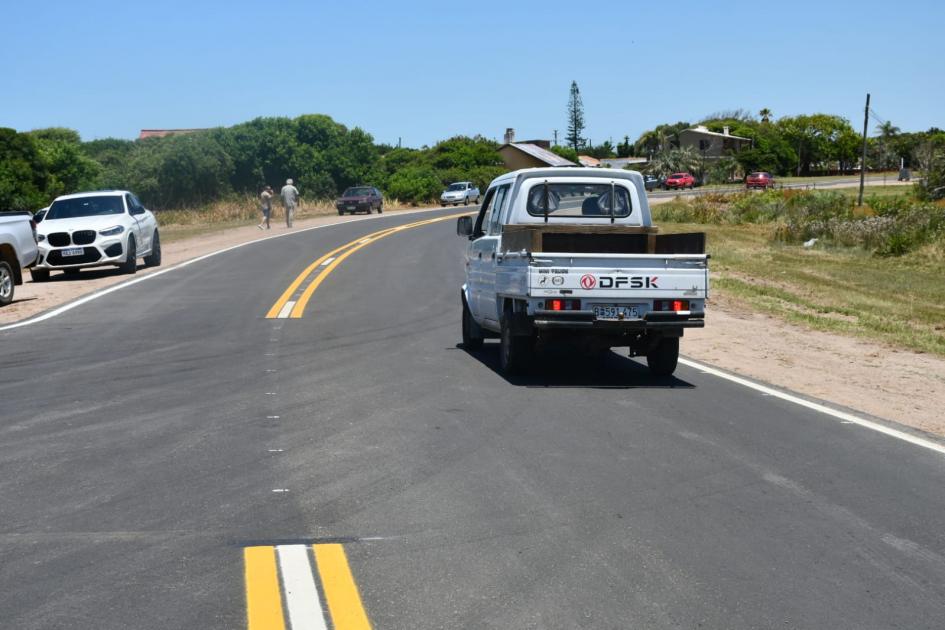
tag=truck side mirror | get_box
[456,215,473,237]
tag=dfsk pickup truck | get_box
[457,167,708,376]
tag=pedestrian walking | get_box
[258,185,273,230]
[280,178,300,228]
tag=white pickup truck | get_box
[457,167,708,376]
[0,211,39,307]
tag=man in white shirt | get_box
[280,179,300,228]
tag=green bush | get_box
[655,187,943,256]
[385,166,442,203]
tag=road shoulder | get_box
[684,292,945,437]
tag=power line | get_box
[868,108,887,126]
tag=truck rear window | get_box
[526,183,632,218]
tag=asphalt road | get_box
[1,207,944,629]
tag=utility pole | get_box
[857,92,870,206]
[553,129,558,146]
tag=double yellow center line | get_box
[245,543,371,629]
[266,212,471,319]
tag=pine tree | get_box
[565,81,586,152]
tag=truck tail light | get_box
[544,299,581,311]
[654,300,689,312]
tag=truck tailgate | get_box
[527,253,708,299]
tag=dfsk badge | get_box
[580,274,660,290]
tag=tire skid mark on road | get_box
[266,212,473,320]
[244,543,372,630]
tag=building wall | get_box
[678,131,750,158]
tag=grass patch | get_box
[659,221,945,355]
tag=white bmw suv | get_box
[31,190,161,281]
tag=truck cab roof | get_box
[486,167,651,228]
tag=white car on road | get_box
[440,182,481,206]
[32,191,161,281]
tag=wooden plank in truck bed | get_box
[501,224,705,255]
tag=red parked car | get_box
[664,172,695,190]
[745,172,775,189]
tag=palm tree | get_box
[759,108,772,124]
[874,121,901,170]
[647,146,700,177]
[875,121,900,138]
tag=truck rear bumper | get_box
[532,309,705,331]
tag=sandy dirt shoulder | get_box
[4,206,944,438]
[684,293,945,437]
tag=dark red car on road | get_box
[745,172,775,189]
[664,172,695,190]
[335,186,383,215]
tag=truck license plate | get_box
[593,305,642,320]
[61,247,84,257]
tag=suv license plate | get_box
[593,305,642,320]
[61,247,84,257]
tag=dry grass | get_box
[657,221,945,356]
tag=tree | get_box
[565,81,585,151]
[549,145,579,164]
[647,146,700,177]
[616,135,633,158]
[0,128,49,210]
[584,140,616,159]
[634,122,690,157]
[913,131,945,200]
[759,108,772,123]
[27,128,100,198]
[777,114,857,175]
[874,121,901,171]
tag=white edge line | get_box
[0,206,452,333]
[277,545,329,630]
[678,357,945,456]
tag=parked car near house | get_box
[643,174,662,191]
[336,186,383,215]
[32,190,161,281]
[745,172,775,189]
[663,172,695,190]
[440,182,481,206]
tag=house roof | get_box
[600,157,648,168]
[139,129,207,139]
[679,125,751,142]
[499,143,576,167]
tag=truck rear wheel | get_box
[646,336,679,377]
[462,298,483,350]
[499,308,532,375]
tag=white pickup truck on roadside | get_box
[0,211,39,307]
[457,167,708,376]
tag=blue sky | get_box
[4,0,942,147]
